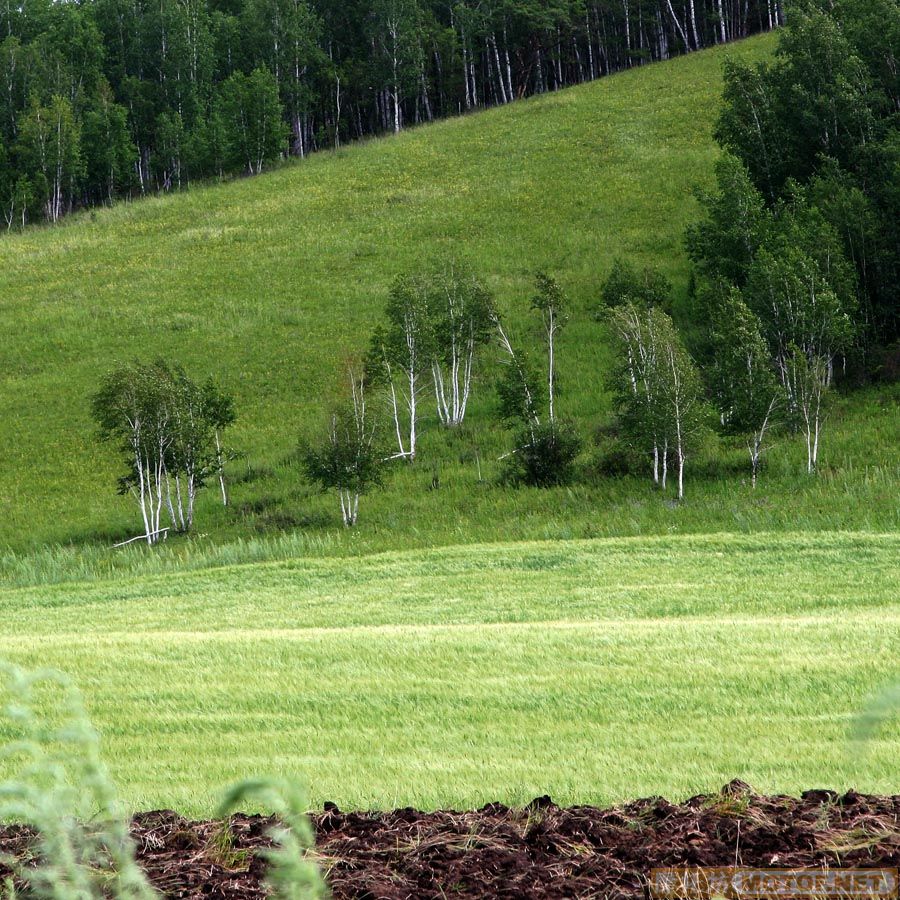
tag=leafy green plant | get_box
[217,778,328,900]
[503,419,582,487]
[0,663,155,900]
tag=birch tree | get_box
[608,302,705,497]
[783,345,828,474]
[531,272,568,422]
[746,244,854,401]
[18,94,83,223]
[493,288,579,487]
[427,260,494,428]
[367,274,433,461]
[92,362,175,545]
[492,309,544,439]
[216,67,287,174]
[709,287,783,486]
[0,0,785,226]
[93,361,236,543]
[657,323,706,500]
[166,370,236,529]
[606,302,666,486]
[370,0,423,133]
[302,368,382,526]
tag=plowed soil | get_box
[2,782,899,898]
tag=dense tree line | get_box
[1,0,779,227]
[691,0,900,353]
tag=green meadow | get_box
[1,533,897,816]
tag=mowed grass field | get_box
[1,533,897,816]
[0,34,786,556]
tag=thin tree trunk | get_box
[215,430,228,505]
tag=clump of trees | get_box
[0,0,779,228]
[602,267,706,499]
[683,0,898,474]
[367,259,493,461]
[92,360,234,544]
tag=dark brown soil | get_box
[1,782,899,898]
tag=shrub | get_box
[504,420,581,487]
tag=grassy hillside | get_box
[1,532,897,816]
[1,38,897,818]
[0,35,807,558]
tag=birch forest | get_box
[0,0,781,226]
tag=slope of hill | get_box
[0,36,781,550]
[4,31,897,573]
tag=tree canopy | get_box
[0,0,779,227]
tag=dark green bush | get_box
[504,420,582,488]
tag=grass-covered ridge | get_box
[0,35,792,557]
[0,532,897,816]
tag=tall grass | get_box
[1,534,897,816]
[1,383,896,588]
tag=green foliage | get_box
[686,149,860,467]
[685,154,769,288]
[531,271,567,326]
[0,662,327,899]
[708,287,782,482]
[216,68,287,174]
[503,418,581,487]
[217,779,327,900]
[0,664,155,900]
[82,89,137,201]
[715,58,785,203]
[301,407,382,499]
[495,345,545,427]
[712,0,900,346]
[599,258,672,311]
[745,243,855,371]
[17,94,84,222]
[709,287,782,437]
[428,260,495,372]
[301,371,383,526]
[368,273,434,384]
[92,360,236,537]
[606,301,707,494]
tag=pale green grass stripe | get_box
[1,533,896,817]
[0,615,896,816]
[2,532,896,635]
